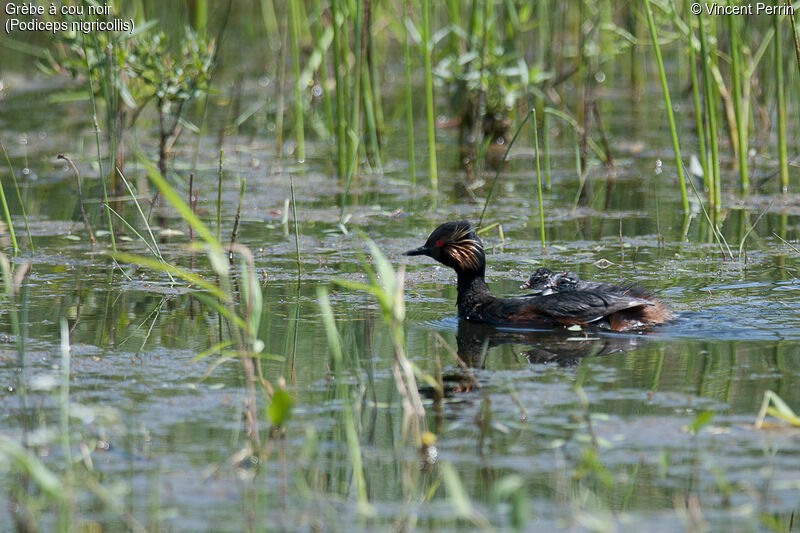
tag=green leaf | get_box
[268,389,293,427]
[441,462,473,518]
[687,411,714,434]
[0,435,63,498]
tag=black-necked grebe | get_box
[406,221,670,331]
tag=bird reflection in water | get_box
[455,319,652,368]
[426,320,653,399]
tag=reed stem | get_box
[288,0,306,162]
[217,148,223,242]
[728,15,749,192]
[643,0,689,214]
[0,149,19,253]
[533,108,546,248]
[403,0,416,185]
[331,0,348,177]
[421,0,438,189]
[685,0,709,196]
[698,12,721,215]
[1,143,32,252]
[775,15,789,192]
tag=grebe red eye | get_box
[435,240,444,247]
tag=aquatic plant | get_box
[0,152,19,253]
[643,0,689,215]
[112,164,271,455]
[47,20,214,234]
[421,0,438,188]
[331,237,428,442]
[1,143,32,253]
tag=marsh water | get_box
[3,59,800,532]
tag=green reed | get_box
[644,0,689,215]
[0,151,19,253]
[532,108,546,248]
[775,15,789,192]
[275,32,287,158]
[81,33,117,251]
[403,0,416,185]
[331,0,348,177]
[194,0,208,36]
[106,177,175,283]
[311,0,335,137]
[217,148,223,242]
[542,110,552,190]
[369,19,385,137]
[728,15,749,192]
[2,143,32,252]
[697,12,721,216]
[421,0,438,189]
[349,1,364,169]
[340,137,362,220]
[59,154,96,245]
[360,2,383,171]
[290,175,301,277]
[684,0,709,196]
[288,0,306,162]
[361,40,383,171]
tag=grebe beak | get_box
[405,245,430,256]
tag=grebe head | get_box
[406,220,485,275]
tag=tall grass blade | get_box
[403,1,416,185]
[81,33,116,252]
[684,0,710,197]
[331,0,348,177]
[2,143,32,252]
[288,0,306,162]
[0,152,18,253]
[643,0,689,214]
[290,175,301,277]
[697,12,721,215]
[532,108,546,248]
[774,15,789,192]
[217,148,223,241]
[311,0,335,137]
[421,0,438,189]
[0,435,63,498]
[728,15,749,192]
